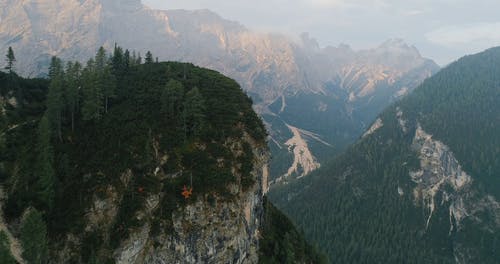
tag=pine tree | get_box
[145,51,153,64]
[124,49,130,69]
[94,47,116,113]
[160,79,185,122]
[47,56,65,141]
[111,44,124,76]
[82,59,103,121]
[95,47,107,71]
[101,66,116,113]
[20,208,48,264]
[65,61,82,131]
[136,52,142,65]
[4,46,15,74]
[131,51,137,67]
[0,232,15,264]
[36,114,55,211]
[183,87,206,137]
[283,232,296,263]
[3,47,22,106]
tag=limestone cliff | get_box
[410,124,500,263]
[51,137,269,264]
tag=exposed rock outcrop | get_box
[50,137,269,264]
[410,124,500,261]
[362,118,383,138]
[0,187,25,264]
[114,146,268,264]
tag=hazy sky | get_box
[142,0,500,65]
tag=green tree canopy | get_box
[20,208,48,264]
[4,47,15,74]
[145,51,153,64]
[36,114,55,211]
[0,231,16,264]
[65,61,82,131]
[94,47,116,113]
[184,87,206,137]
[160,79,185,122]
[111,44,124,76]
[46,56,65,141]
[81,59,103,121]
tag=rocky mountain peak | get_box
[373,38,422,63]
[300,32,320,50]
[379,38,412,49]
[164,8,245,33]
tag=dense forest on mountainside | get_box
[2,48,265,228]
[259,197,327,264]
[271,47,500,263]
[0,46,323,263]
[403,51,500,198]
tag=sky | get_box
[142,0,500,65]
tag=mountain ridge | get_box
[271,46,500,263]
[0,0,439,181]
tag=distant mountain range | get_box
[0,0,439,181]
[271,47,500,263]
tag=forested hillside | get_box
[271,47,500,263]
[0,46,323,263]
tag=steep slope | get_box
[271,47,500,263]
[0,0,439,181]
[259,197,327,264]
[0,56,323,263]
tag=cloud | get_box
[307,0,348,8]
[426,22,500,47]
[404,9,424,16]
[305,0,390,9]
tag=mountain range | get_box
[0,0,439,182]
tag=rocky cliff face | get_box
[117,144,268,264]
[0,0,439,181]
[410,124,500,263]
[50,137,268,264]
